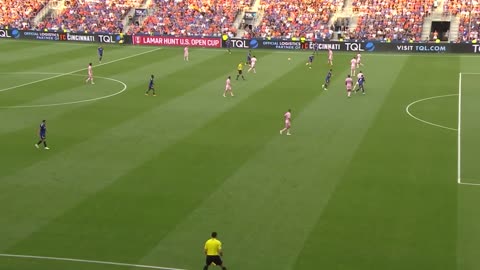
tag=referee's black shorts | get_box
[238,70,242,75]
[206,255,223,266]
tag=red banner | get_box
[132,36,222,47]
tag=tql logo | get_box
[98,35,120,43]
[0,29,11,38]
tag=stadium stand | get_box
[444,0,479,41]
[130,0,248,36]
[0,0,49,29]
[350,0,434,41]
[37,0,145,33]
[255,0,342,39]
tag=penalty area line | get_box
[0,253,187,270]
[0,47,162,93]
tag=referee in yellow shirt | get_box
[203,232,227,270]
[236,62,245,80]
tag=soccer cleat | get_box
[286,133,291,136]
[35,144,39,148]
[145,93,149,96]
[223,94,226,97]
[92,82,95,84]
[153,94,156,96]
[324,88,328,91]
[44,147,50,150]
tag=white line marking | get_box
[459,182,480,186]
[0,47,161,93]
[458,73,462,184]
[0,253,187,270]
[457,73,480,186]
[0,73,126,108]
[405,94,458,131]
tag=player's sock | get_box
[203,265,208,270]
[236,75,239,80]
[35,144,39,148]
[348,92,351,97]
[37,140,42,145]
[43,141,47,147]
[242,75,245,80]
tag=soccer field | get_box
[1,39,480,270]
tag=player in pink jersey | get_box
[184,46,189,61]
[85,63,94,84]
[279,109,292,135]
[350,57,357,77]
[247,56,257,73]
[327,49,333,66]
[345,74,353,97]
[356,53,364,68]
[223,76,233,97]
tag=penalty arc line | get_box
[405,94,458,131]
[0,47,162,93]
[0,73,127,108]
[0,253,188,270]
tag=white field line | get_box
[0,253,187,270]
[0,73,126,108]
[456,73,480,186]
[0,47,161,93]
[458,73,462,184]
[405,94,458,131]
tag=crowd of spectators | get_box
[444,0,480,42]
[6,0,475,42]
[255,0,342,39]
[36,0,144,33]
[129,0,248,36]
[0,0,48,29]
[349,0,434,41]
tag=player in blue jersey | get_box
[246,50,252,66]
[355,74,366,94]
[98,46,104,63]
[306,54,314,68]
[35,120,49,150]
[226,39,232,54]
[322,69,332,90]
[145,75,156,96]
[313,43,319,54]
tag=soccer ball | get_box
[288,57,291,61]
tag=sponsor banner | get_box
[0,29,20,39]
[132,36,222,47]
[15,30,130,44]
[134,8,147,16]
[451,43,480,54]
[225,38,302,50]
[224,39,458,53]
[22,31,60,40]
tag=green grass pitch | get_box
[1,39,480,270]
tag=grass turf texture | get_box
[0,39,479,270]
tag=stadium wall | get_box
[1,29,480,54]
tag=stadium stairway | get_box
[33,0,66,25]
[124,0,152,33]
[421,0,457,41]
[331,0,355,40]
[235,0,262,37]
[448,16,460,41]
